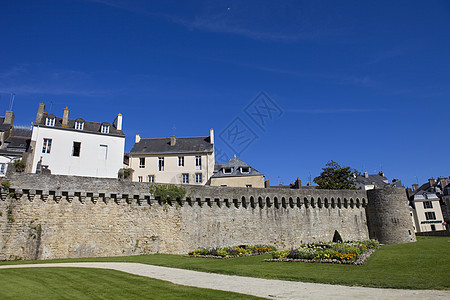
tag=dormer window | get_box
[241,167,250,173]
[75,121,84,130]
[223,167,233,174]
[45,117,55,127]
[101,125,110,134]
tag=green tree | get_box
[313,160,360,190]
[149,184,186,201]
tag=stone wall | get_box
[366,186,416,244]
[0,173,370,260]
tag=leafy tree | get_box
[149,184,186,201]
[314,160,360,190]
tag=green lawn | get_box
[1,237,449,290]
[0,268,263,300]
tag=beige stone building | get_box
[209,157,264,188]
[410,190,445,232]
[129,129,215,185]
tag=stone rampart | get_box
[0,173,370,260]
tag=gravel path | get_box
[0,262,448,299]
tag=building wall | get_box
[413,199,445,232]
[210,175,265,188]
[130,152,214,185]
[30,126,124,178]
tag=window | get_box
[75,121,84,130]
[138,176,143,182]
[72,142,81,157]
[101,125,110,134]
[223,167,233,174]
[220,184,228,187]
[425,212,436,220]
[0,163,6,174]
[241,167,250,173]
[246,184,253,188]
[195,173,202,183]
[182,173,189,184]
[139,158,145,168]
[42,138,52,154]
[423,201,433,209]
[431,225,436,231]
[45,117,55,127]
[148,175,154,183]
[195,156,201,170]
[178,156,184,167]
[158,157,164,171]
[99,145,108,160]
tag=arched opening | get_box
[310,197,315,208]
[233,198,239,208]
[356,198,360,208]
[324,197,329,208]
[258,196,264,208]
[317,197,322,208]
[350,198,354,209]
[337,198,342,209]
[241,196,247,208]
[281,197,287,208]
[250,196,256,208]
[304,197,309,208]
[266,197,272,207]
[331,197,335,208]
[344,198,348,208]
[289,197,294,208]
[274,197,279,209]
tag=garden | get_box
[188,244,275,258]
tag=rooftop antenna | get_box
[48,101,54,113]
[9,92,15,111]
[308,172,312,184]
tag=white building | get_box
[29,103,125,178]
[129,129,215,184]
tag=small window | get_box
[99,145,108,160]
[178,156,184,167]
[75,121,84,130]
[42,138,52,154]
[101,125,110,134]
[182,173,189,184]
[139,158,145,168]
[220,184,228,187]
[138,176,143,182]
[195,156,201,170]
[223,167,233,174]
[431,225,436,231]
[425,212,436,220]
[72,142,81,157]
[241,167,250,173]
[246,184,252,188]
[148,175,154,183]
[158,157,164,171]
[423,201,433,209]
[0,163,6,174]
[195,173,202,183]
[45,117,55,127]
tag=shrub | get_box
[1,181,10,189]
[189,244,276,257]
[14,160,25,173]
[150,184,186,202]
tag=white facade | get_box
[130,153,214,184]
[411,193,445,232]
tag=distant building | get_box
[29,103,125,178]
[0,110,32,176]
[210,157,264,188]
[129,129,215,184]
[355,171,402,190]
[407,178,446,233]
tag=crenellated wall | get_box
[0,172,412,261]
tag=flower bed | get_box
[265,240,379,265]
[187,244,276,259]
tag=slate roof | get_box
[35,113,124,137]
[356,174,389,187]
[130,136,213,155]
[211,157,263,178]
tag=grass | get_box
[0,268,263,300]
[1,237,449,290]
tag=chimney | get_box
[170,136,176,146]
[439,177,448,188]
[210,128,214,144]
[378,171,384,177]
[428,178,435,187]
[412,184,419,191]
[35,103,45,124]
[135,134,141,143]
[4,111,14,125]
[62,107,69,127]
[364,172,369,178]
[264,180,270,188]
[294,177,301,189]
[114,113,123,131]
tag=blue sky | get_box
[1,0,449,187]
